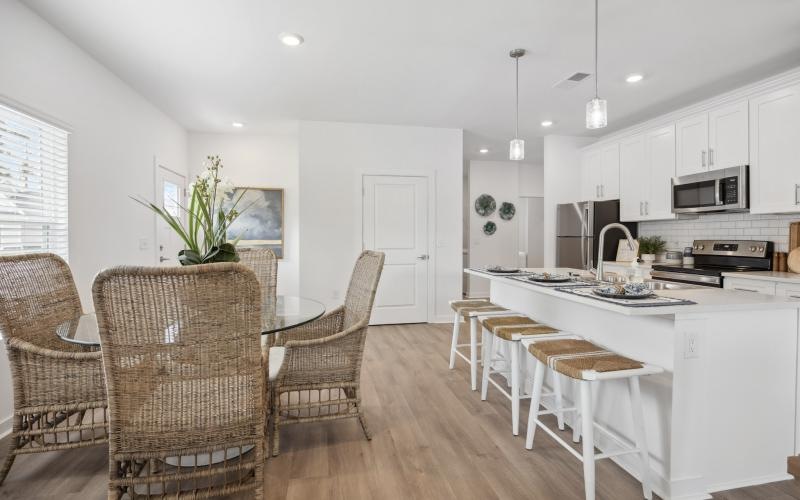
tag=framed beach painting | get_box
[224,187,284,258]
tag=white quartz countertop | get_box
[721,270,800,284]
[466,267,800,316]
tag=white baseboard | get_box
[708,473,793,494]
[432,314,452,324]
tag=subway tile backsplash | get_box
[638,213,800,253]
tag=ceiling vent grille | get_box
[553,72,591,90]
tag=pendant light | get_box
[586,0,607,129]
[509,48,525,160]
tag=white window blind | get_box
[0,104,69,259]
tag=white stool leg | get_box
[628,376,653,500]
[510,340,520,435]
[518,342,529,395]
[449,312,460,369]
[469,317,479,391]
[481,331,495,400]
[572,378,582,443]
[580,381,595,500]
[553,372,565,431]
[525,359,546,449]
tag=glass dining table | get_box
[55,295,326,347]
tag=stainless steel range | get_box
[650,239,773,288]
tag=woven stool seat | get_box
[494,325,560,341]
[450,299,490,311]
[481,315,537,331]
[453,300,507,318]
[528,339,643,380]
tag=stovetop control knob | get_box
[696,244,704,250]
[750,245,757,252]
[758,246,765,252]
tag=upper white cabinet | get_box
[675,100,748,177]
[580,143,619,201]
[619,126,676,222]
[750,83,800,214]
[676,113,708,176]
[708,101,749,170]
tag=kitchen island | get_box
[467,268,800,500]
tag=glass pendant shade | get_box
[586,98,608,129]
[509,138,525,161]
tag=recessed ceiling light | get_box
[541,120,554,127]
[625,74,644,83]
[479,148,489,154]
[231,122,244,128]
[279,32,304,47]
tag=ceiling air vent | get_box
[553,72,591,90]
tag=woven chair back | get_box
[92,263,264,454]
[342,251,385,329]
[0,253,82,350]
[237,247,278,305]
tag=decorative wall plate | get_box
[474,194,496,217]
[483,221,497,235]
[499,202,516,220]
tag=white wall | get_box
[467,161,520,297]
[543,136,595,267]
[0,0,188,436]
[188,128,300,295]
[298,121,463,322]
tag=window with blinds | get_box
[0,104,69,259]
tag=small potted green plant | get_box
[637,236,666,263]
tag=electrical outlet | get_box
[138,238,149,250]
[684,331,699,359]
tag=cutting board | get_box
[789,248,800,274]
[791,222,800,252]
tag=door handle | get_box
[639,201,643,216]
[159,256,170,262]
[709,148,714,166]
[701,150,707,168]
[600,184,604,198]
[416,254,429,261]
[795,184,800,205]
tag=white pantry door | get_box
[362,175,429,324]
[155,164,187,266]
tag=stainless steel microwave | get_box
[671,165,749,214]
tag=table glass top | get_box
[56,295,326,346]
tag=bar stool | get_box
[448,299,508,390]
[479,314,575,435]
[524,338,662,500]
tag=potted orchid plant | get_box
[135,155,249,265]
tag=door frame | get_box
[153,156,187,265]
[355,170,437,324]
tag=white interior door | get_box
[155,163,187,266]
[363,175,428,324]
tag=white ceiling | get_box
[21,0,800,162]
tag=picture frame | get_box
[223,187,284,259]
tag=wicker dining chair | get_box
[269,250,384,455]
[0,253,108,486]
[92,263,266,499]
[237,247,278,305]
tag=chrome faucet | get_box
[596,223,636,282]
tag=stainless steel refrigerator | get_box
[556,200,637,270]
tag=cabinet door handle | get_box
[701,150,707,167]
[709,148,714,166]
[734,287,758,293]
[789,295,800,299]
[645,201,649,215]
[596,185,600,198]
[600,184,604,197]
[795,184,800,205]
[639,201,643,216]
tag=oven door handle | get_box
[714,178,722,206]
[650,270,722,286]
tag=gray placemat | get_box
[469,268,535,277]
[555,286,696,307]
[508,275,594,288]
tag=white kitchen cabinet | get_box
[580,143,619,201]
[675,100,748,177]
[619,126,676,222]
[619,134,647,221]
[600,143,620,199]
[776,283,800,300]
[708,100,749,170]
[676,112,708,176]
[645,125,677,220]
[750,83,800,214]
[724,277,777,295]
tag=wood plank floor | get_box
[1,322,799,499]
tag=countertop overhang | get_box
[466,268,800,316]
